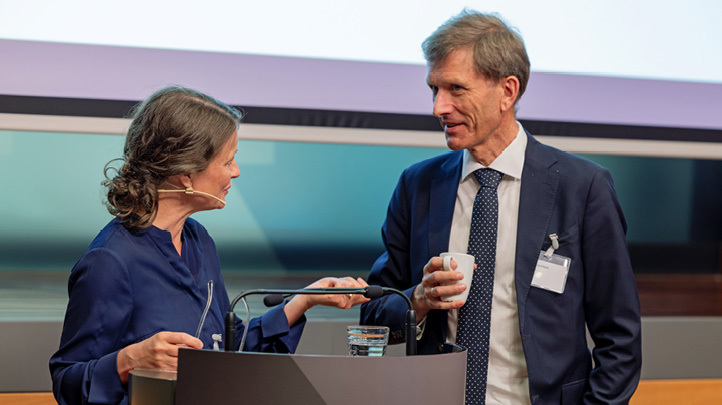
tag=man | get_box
[360,10,642,404]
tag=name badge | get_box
[531,251,571,294]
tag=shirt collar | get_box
[461,121,527,181]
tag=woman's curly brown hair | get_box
[104,86,242,229]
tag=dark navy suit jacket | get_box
[361,133,642,404]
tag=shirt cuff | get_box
[416,315,427,340]
[87,350,126,404]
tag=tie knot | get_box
[473,168,502,188]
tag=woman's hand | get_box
[303,276,371,309]
[284,276,370,326]
[116,331,203,383]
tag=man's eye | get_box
[453,85,463,91]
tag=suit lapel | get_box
[428,152,463,255]
[515,134,559,333]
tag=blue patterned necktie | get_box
[457,168,502,404]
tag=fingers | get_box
[320,290,368,309]
[416,283,466,311]
[117,331,206,383]
[157,331,204,349]
[307,276,369,290]
[130,333,201,370]
[306,277,333,289]
[412,257,467,314]
[422,258,464,287]
[426,283,467,304]
[426,256,449,273]
[335,277,370,307]
[305,276,371,309]
[314,293,354,309]
[349,290,370,307]
[333,276,367,288]
[146,332,202,363]
[347,277,371,306]
[306,276,367,289]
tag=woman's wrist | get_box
[116,346,133,384]
[293,294,315,312]
[283,295,309,326]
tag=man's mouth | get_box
[444,121,463,131]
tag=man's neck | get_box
[467,117,519,166]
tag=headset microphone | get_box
[158,186,226,206]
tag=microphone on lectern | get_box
[261,286,384,307]
[225,286,417,356]
[371,286,417,356]
[262,294,285,307]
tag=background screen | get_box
[2,0,722,130]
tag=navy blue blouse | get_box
[49,218,305,404]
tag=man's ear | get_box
[500,75,520,112]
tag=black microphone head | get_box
[364,285,384,299]
[263,294,285,307]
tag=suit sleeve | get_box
[582,169,642,404]
[49,248,133,405]
[360,171,422,344]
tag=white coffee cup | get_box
[439,252,475,302]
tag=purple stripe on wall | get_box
[2,39,721,131]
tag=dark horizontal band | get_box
[2,94,720,143]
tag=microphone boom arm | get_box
[225,287,374,352]
[375,287,417,356]
[224,286,417,355]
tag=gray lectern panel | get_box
[176,349,325,404]
[291,350,467,404]
[175,347,466,405]
[129,369,177,405]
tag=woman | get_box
[49,86,369,404]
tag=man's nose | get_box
[432,91,453,117]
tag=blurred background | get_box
[1,0,721,397]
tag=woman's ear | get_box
[179,174,193,189]
[164,174,192,189]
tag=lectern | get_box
[130,344,466,405]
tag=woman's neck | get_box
[153,198,194,256]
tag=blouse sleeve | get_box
[235,303,306,353]
[49,248,133,405]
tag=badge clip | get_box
[544,233,559,258]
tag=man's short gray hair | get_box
[422,9,530,103]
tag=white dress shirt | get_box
[447,123,530,404]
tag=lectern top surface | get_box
[130,369,178,381]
